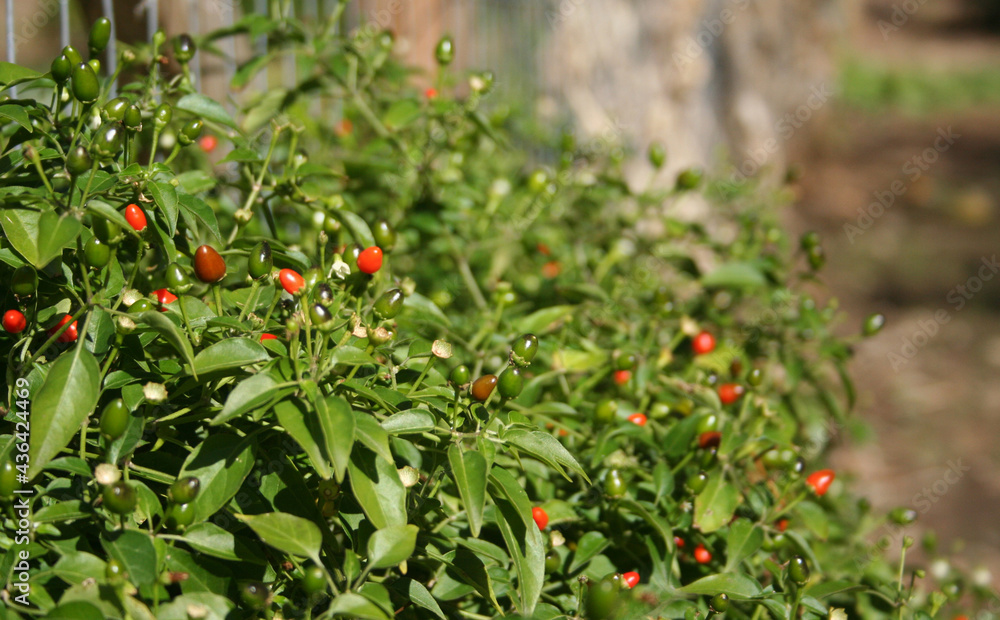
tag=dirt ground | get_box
[790,0,1000,593]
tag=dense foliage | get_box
[0,7,991,620]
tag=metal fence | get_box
[2,0,553,111]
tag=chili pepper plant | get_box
[0,9,990,620]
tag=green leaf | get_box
[134,311,196,376]
[445,548,502,613]
[795,500,831,539]
[701,262,767,288]
[568,531,610,573]
[148,181,178,236]
[319,395,356,482]
[192,338,269,376]
[806,580,868,599]
[694,472,740,533]
[155,593,234,620]
[724,518,764,572]
[331,345,377,366]
[401,292,451,327]
[327,593,391,620]
[180,522,266,564]
[52,552,106,586]
[0,103,32,131]
[177,192,222,243]
[235,512,323,562]
[214,373,287,425]
[448,445,487,537]
[348,448,407,529]
[177,434,255,522]
[102,530,158,586]
[617,498,674,549]
[0,208,83,269]
[662,413,702,459]
[176,170,217,194]
[383,99,421,130]
[389,578,446,620]
[34,500,91,523]
[0,62,44,89]
[219,147,261,164]
[381,411,435,435]
[679,573,763,599]
[87,200,140,240]
[45,601,105,620]
[274,399,332,480]
[367,524,419,569]
[329,209,375,248]
[176,93,239,129]
[353,410,393,464]
[27,348,100,478]
[503,429,589,481]
[516,305,574,334]
[38,211,83,267]
[488,467,544,616]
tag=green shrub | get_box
[0,11,988,620]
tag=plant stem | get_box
[406,357,435,396]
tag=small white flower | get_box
[144,382,168,404]
[930,558,950,580]
[94,464,121,486]
[330,259,351,280]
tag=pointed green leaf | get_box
[134,311,196,376]
[367,524,419,569]
[214,373,291,425]
[176,93,239,129]
[353,410,392,463]
[28,348,100,478]
[381,411,435,435]
[503,429,589,481]
[192,338,269,376]
[181,522,266,564]
[701,262,767,288]
[348,448,407,529]
[447,548,503,613]
[101,530,158,587]
[516,305,574,334]
[327,593,391,620]
[178,434,255,522]
[389,578,446,619]
[568,531,610,573]
[274,399,332,480]
[86,200,141,239]
[725,518,764,572]
[148,181,178,236]
[488,467,544,615]
[694,472,740,533]
[448,445,487,537]
[328,209,374,248]
[319,395,355,482]
[679,573,763,599]
[235,512,322,562]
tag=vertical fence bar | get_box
[5,0,13,62]
[224,0,237,112]
[60,0,70,48]
[102,0,118,96]
[189,0,201,89]
[254,0,267,100]
[284,1,295,90]
[147,0,159,41]
[5,0,14,97]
